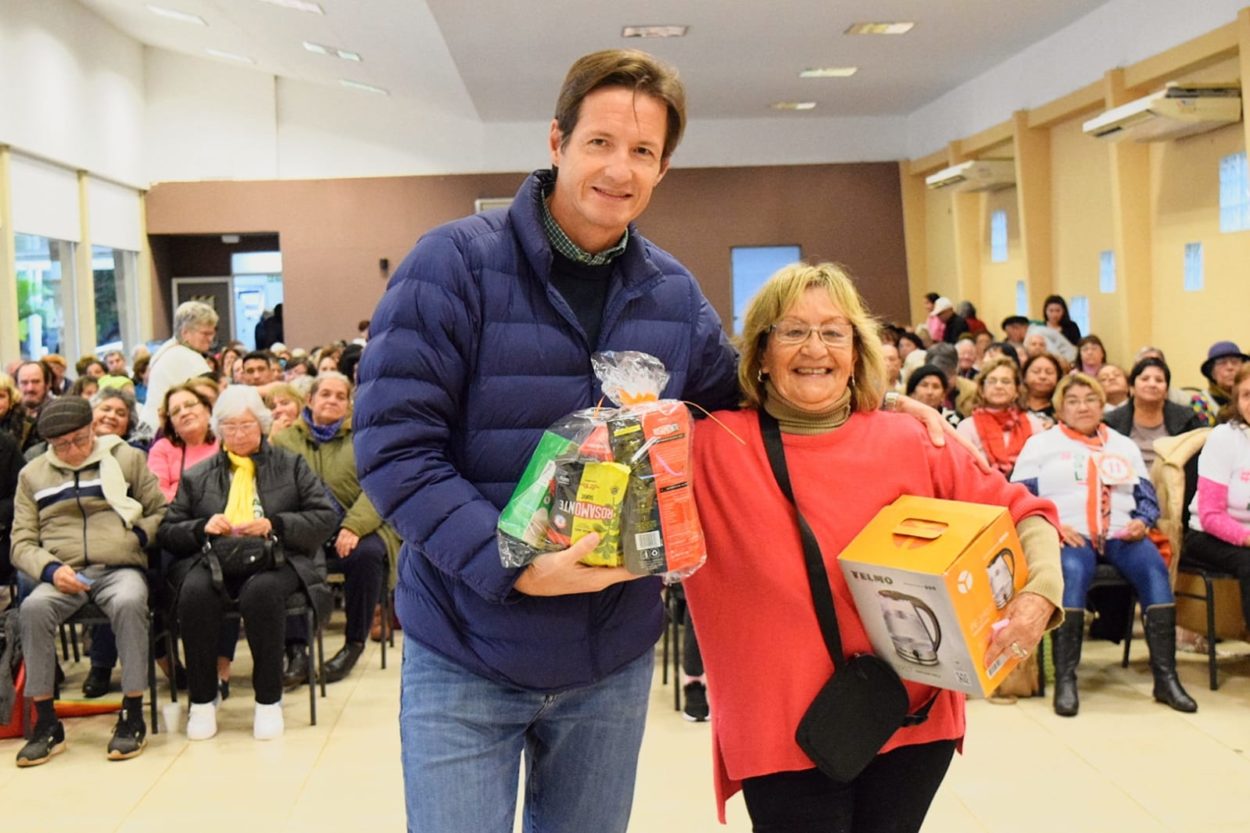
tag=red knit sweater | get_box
[685,409,1058,822]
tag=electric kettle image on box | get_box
[877,590,943,666]
[987,548,1016,610]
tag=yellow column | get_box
[1103,69,1153,361]
[137,191,154,344]
[1012,111,1054,318]
[898,161,929,324]
[947,141,982,305]
[0,146,18,363]
[1239,9,1250,156]
[76,171,97,357]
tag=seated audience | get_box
[906,364,961,428]
[1076,335,1107,377]
[1024,330,1049,359]
[958,300,987,334]
[933,296,969,344]
[1012,373,1196,717]
[1192,340,1249,426]
[880,342,903,392]
[1042,294,1082,350]
[0,373,26,444]
[1022,353,1063,428]
[1184,364,1250,637]
[956,356,1047,477]
[264,383,306,442]
[955,337,978,379]
[10,397,167,766]
[897,331,925,362]
[1096,364,1130,411]
[272,372,399,683]
[921,292,943,343]
[924,342,976,417]
[1104,358,1202,468]
[0,428,19,589]
[157,386,335,741]
[1001,315,1030,354]
[984,341,1022,368]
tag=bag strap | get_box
[201,540,225,594]
[758,409,937,725]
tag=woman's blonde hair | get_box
[970,356,1023,410]
[737,262,885,412]
[1054,371,1105,411]
[0,373,18,414]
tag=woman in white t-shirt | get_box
[1184,364,1250,633]
[1013,372,1196,717]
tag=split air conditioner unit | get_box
[924,159,1016,192]
[1082,82,1241,142]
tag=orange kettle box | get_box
[837,496,1028,697]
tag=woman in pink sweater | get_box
[1184,363,1250,633]
[684,263,1063,831]
[147,382,219,501]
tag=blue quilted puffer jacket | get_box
[354,170,739,691]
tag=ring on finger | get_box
[1009,641,1028,659]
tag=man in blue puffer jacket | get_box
[354,49,739,832]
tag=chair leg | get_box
[59,624,70,662]
[1205,577,1219,691]
[1036,634,1046,698]
[672,607,682,713]
[1121,594,1135,669]
[305,609,317,726]
[70,624,80,663]
[148,612,159,734]
[165,629,179,705]
[317,618,327,698]
[379,585,387,671]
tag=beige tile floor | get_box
[1,626,1247,833]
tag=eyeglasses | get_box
[218,421,260,436]
[50,431,93,453]
[770,320,854,348]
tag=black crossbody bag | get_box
[759,409,936,784]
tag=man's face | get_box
[105,353,126,374]
[241,358,271,386]
[49,425,94,467]
[1005,323,1027,343]
[547,86,670,253]
[1213,356,1243,389]
[16,365,48,408]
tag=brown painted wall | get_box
[145,164,908,349]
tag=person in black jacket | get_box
[934,297,969,344]
[1104,357,1203,468]
[0,429,20,588]
[157,385,334,743]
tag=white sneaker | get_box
[253,701,284,741]
[186,702,217,741]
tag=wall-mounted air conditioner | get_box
[924,159,1016,192]
[1082,82,1241,142]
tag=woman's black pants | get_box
[741,739,957,833]
[178,562,301,705]
[1184,530,1250,627]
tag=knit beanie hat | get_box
[906,365,948,397]
[38,396,93,440]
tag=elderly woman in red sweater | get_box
[684,262,1063,833]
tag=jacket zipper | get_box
[75,470,89,567]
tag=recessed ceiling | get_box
[79,0,1112,121]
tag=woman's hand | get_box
[895,395,992,474]
[984,591,1055,670]
[335,528,360,557]
[232,518,273,537]
[1118,519,1148,542]
[1059,524,1087,547]
[204,514,233,536]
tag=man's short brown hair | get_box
[553,49,686,161]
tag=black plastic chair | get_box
[1174,560,1239,690]
[660,588,684,712]
[324,549,392,670]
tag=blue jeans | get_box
[399,635,653,833]
[1061,537,1173,609]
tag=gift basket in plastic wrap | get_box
[497,351,706,582]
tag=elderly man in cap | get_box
[1002,315,1030,356]
[10,397,167,767]
[934,296,970,344]
[1192,340,1250,425]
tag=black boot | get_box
[82,666,113,698]
[282,644,310,690]
[323,641,365,684]
[1052,609,1085,717]
[1144,605,1198,713]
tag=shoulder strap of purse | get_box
[759,408,847,672]
[759,408,939,725]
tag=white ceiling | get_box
[79,0,1113,124]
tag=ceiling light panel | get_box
[206,49,255,64]
[145,4,207,25]
[772,101,816,111]
[304,42,362,62]
[257,0,324,13]
[340,79,388,95]
[621,25,688,38]
[844,22,915,35]
[799,67,858,78]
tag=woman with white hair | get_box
[157,385,335,741]
[141,300,219,430]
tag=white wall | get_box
[907,0,1248,159]
[0,0,145,185]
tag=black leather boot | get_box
[323,641,365,684]
[1144,605,1198,713]
[282,644,310,690]
[1052,609,1085,717]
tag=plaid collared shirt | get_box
[540,185,629,266]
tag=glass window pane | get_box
[16,233,76,359]
[1219,152,1249,234]
[1184,242,1204,292]
[1015,280,1028,316]
[1068,295,1090,337]
[989,210,1008,263]
[1098,250,1116,294]
[92,246,139,359]
[232,251,282,274]
[731,246,801,336]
